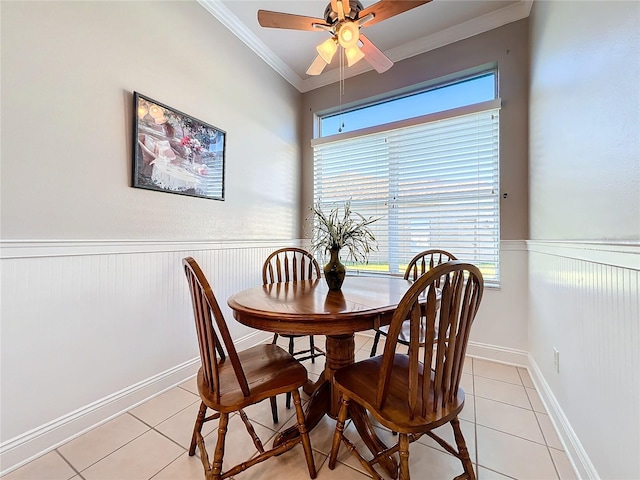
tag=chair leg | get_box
[451,417,476,480]
[370,331,381,357]
[270,396,279,424]
[189,401,207,456]
[286,336,294,409]
[398,433,411,480]
[328,394,350,470]
[272,332,279,344]
[309,336,316,364]
[292,389,317,479]
[210,412,229,480]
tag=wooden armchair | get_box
[262,247,325,422]
[369,249,457,357]
[329,261,483,480]
[183,257,316,480]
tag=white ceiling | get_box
[198,0,533,92]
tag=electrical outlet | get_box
[553,347,560,373]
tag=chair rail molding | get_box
[0,239,309,259]
[0,239,299,475]
[526,239,639,270]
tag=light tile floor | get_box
[3,334,578,480]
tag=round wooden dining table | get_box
[227,275,415,478]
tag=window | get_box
[312,73,500,285]
[320,72,496,136]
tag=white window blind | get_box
[313,105,500,284]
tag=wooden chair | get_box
[369,249,457,357]
[183,257,317,480]
[329,261,483,480]
[262,247,325,422]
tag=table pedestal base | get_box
[273,334,398,479]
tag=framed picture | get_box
[132,92,225,201]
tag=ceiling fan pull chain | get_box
[338,50,345,133]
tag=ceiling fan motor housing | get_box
[324,1,364,24]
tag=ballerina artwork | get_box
[132,92,226,200]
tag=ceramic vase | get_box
[324,247,346,290]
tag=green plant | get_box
[309,200,379,262]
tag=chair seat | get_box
[198,344,308,412]
[334,354,465,434]
[377,321,425,345]
[378,321,441,345]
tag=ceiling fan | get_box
[257,0,432,76]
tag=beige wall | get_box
[299,19,532,355]
[300,19,530,241]
[0,1,304,471]
[529,1,640,241]
[1,1,302,242]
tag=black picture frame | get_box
[132,92,225,201]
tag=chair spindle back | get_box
[377,261,483,418]
[262,247,321,285]
[404,249,457,282]
[183,257,250,402]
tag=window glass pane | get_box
[320,72,496,137]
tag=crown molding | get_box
[387,0,534,65]
[196,0,305,91]
[200,0,533,93]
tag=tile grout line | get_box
[470,357,480,479]
[474,394,537,411]
[475,423,553,450]
[480,465,520,480]
[53,449,84,480]
[55,413,151,477]
[7,337,555,480]
[474,361,559,477]
[473,373,525,386]
[518,366,561,479]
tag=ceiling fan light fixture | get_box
[316,37,338,64]
[337,21,359,49]
[345,45,365,67]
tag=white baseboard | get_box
[466,340,529,366]
[358,334,531,367]
[527,355,598,480]
[0,330,269,477]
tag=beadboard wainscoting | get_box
[0,239,544,475]
[0,240,295,475]
[527,241,640,480]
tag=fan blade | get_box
[358,0,432,28]
[258,10,328,31]
[359,34,393,73]
[306,55,328,76]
